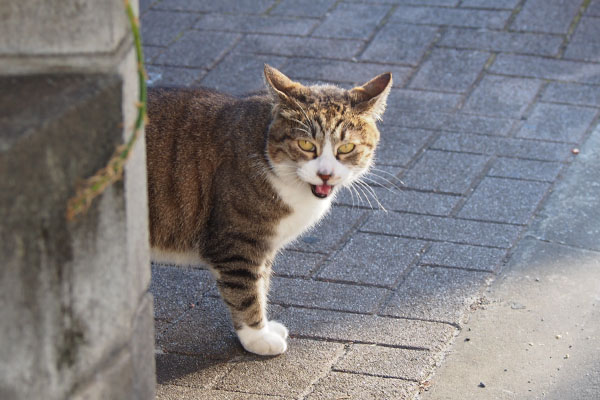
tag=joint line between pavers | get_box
[557,0,592,58]
[455,52,497,112]
[503,0,527,31]
[289,334,432,352]
[402,26,447,89]
[524,234,600,254]
[330,368,422,383]
[297,339,348,400]
[357,229,512,250]
[448,154,495,217]
[354,3,400,59]
[420,263,499,275]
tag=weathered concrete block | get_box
[0,73,152,399]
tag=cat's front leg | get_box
[214,261,288,356]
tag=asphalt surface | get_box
[140,0,600,398]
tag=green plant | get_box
[66,0,147,220]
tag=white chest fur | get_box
[269,175,333,250]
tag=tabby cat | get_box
[146,65,392,356]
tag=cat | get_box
[146,65,391,356]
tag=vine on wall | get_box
[66,0,147,220]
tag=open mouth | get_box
[311,184,333,198]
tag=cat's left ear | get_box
[350,73,392,121]
[263,64,309,105]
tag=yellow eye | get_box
[298,140,316,152]
[337,143,355,154]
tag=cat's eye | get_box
[298,140,316,152]
[337,143,355,154]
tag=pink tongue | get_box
[315,184,332,196]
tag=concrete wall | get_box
[0,1,154,399]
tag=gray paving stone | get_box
[420,242,506,272]
[153,0,275,14]
[157,297,244,359]
[431,132,574,161]
[154,30,240,68]
[216,339,344,396]
[390,5,511,29]
[270,276,389,313]
[439,113,515,135]
[564,17,600,62]
[362,212,523,248]
[335,184,459,216]
[334,344,435,381]
[375,127,433,167]
[235,34,363,58]
[199,53,286,96]
[363,165,406,187]
[146,65,206,87]
[270,0,336,17]
[287,206,367,253]
[369,187,460,216]
[440,28,562,56]
[195,14,317,36]
[410,48,490,93]
[387,89,462,112]
[488,157,563,182]
[460,0,520,8]
[458,177,550,224]
[382,266,492,323]
[530,125,600,251]
[278,307,456,349]
[312,2,390,39]
[361,23,440,66]
[350,0,459,5]
[511,0,580,34]
[400,150,489,194]
[150,264,213,321]
[273,250,326,277]
[305,371,417,400]
[462,75,542,118]
[588,0,600,16]
[141,10,199,47]
[284,59,412,87]
[317,233,427,287]
[143,45,165,64]
[156,353,233,388]
[140,0,156,14]
[489,54,600,85]
[542,82,600,107]
[156,386,289,400]
[516,103,597,143]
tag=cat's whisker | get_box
[353,182,375,210]
[355,179,387,212]
[360,176,397,194]
[289,97,316,133]
[293,127,311,136]
[369,168,405,184]
[289,117,311,131]
[365,171,404,191]
[348,183,365,207]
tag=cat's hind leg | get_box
[214,262,288,356]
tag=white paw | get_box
[236,321,289,356]
[268,320,289,340]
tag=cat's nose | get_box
[317,173,331,182]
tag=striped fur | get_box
[146,65,391,355]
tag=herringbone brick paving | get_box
[141,0,600,398]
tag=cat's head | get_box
[264,65,392,200]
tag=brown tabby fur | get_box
[146,65,391,338]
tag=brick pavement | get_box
[141,0,600,398]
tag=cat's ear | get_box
[350,72,392,121]
[264,64,309,105]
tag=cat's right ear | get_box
[263,64,308,106]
